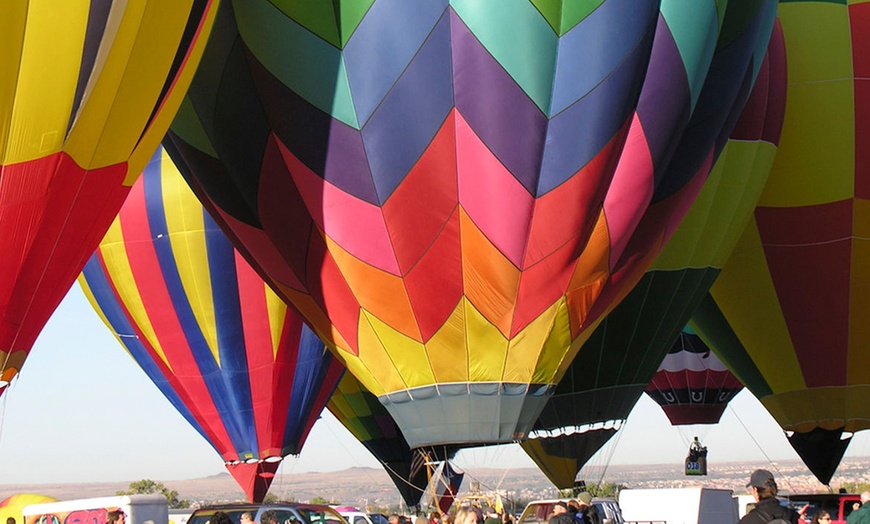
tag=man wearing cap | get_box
[739,469,799,524]
[549,502,574,524]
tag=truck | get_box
[618,488,737,524]
[23,494,169,524]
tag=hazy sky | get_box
[0,285,867,489]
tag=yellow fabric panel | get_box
[710,217,805,393]
[460,208,520,337]
[653,141,776,270]
[519,439,577,489]
[778,2,851,86]
[525,299,572,385]
[324,233,420,341]
[761,385,870,433]
[848,199,870,385]
[0,1,27,163]
[98,218,172,371]
[335,351,386,397]
[503,299,566,383]
[761,3,854,207]
[65,0,194,169]
[160,152,220,363]
[426,299,472,384]
[463,298,510,382]
[125,0,218,184]
[264,281,287,360]
[361,308,433,392]
[2,2,88,165]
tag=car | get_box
[517,499,624,524]
[333,507,382,524]
[785,493,862,524]
[187,504,348,524]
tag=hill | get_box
[2,458,869,511]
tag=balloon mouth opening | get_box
[529,419,624,439]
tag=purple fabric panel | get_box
[247,48,379,205]
[361,11,454,204]
[451,10,548,196]
[635,15,692,184]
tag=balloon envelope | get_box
[695,0,870,487]
[79,148,344,502]
[0,0,217,395]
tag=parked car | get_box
[518,498,624,524]
[785,493,862,524]
[333,506,384,524]
[187,504,347,524]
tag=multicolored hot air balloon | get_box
[520,3,784,490]
[79,148,345,502]
[165,0,777,448]
[327,373,458,509]
[0,0,217,395]
[646,326,743,426]
[694,0,870,487]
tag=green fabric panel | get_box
[661,0,720,110]
[749,0,778,82]
[779,0,846,3]
[529,0,606,35]
[170,97,218,157]
[235,0,359,128]
[268,0,375,48]
[689,292,773,397]
[716,0,765,51]
[452,0,558,113]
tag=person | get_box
[577,492,599,524]
[210,513,232,524]
[107,511,126,524]
[811,511,832,524]
[240,513,255,524]
[429,513,441,524]
[415,516,428,524]
[261,511,280,524]
[847,493,870,524]
[483,508,500,524]
[8,518,16,524]
[549,502,574,524]
[454,507,482,524]
[738,469,800,524]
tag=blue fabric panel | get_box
[344,0,448,126]
[551,0,660,116]
[361,11,454,204]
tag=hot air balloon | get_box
[327,372,458,509]
[646,326,743,426]
[0,0,217,395]
[519,4,784,490]
[693,0,870,487]
[79,148,345,503]
[0,494,57,524]
[164,0,778,448]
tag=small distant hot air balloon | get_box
[694,0,870,487]
[646,326,743,426]
[0,0,217,395]
[79,148,344,502]
[0,494,57,524]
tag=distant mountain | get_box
[2,458,867,509]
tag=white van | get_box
[23,495,169,524]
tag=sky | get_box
[0,284,868,488]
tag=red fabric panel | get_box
[226,460,280,503]
[754,201,852,387]
[404,208,463,341]
[0,153,128,356]
[383,111,458,276]
[851,4,870,198]
[305,232,361,354]
[260,134,316,288]
[662,404,728,426]
[237,252,300,458]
